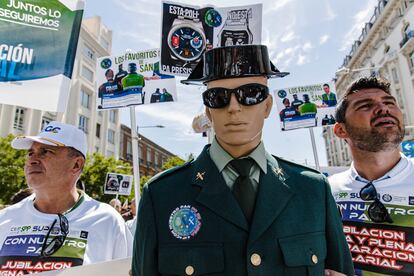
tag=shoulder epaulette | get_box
[146,159,194,185]
[273,155,321,174]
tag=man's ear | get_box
[333,122,348,139]
[264,94,273,118]
[72,157,85,175]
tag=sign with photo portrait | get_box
[274,82,338,131]
[96,49,176,110]
[104,173,133,196]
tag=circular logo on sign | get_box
[100,58,112,69]
[382,194,392,202]
[204,9,222,27]
[169,205,201,240]
[277,89,287,98]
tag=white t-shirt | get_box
[0,193,133,274]
[329,154,414,275]
[126,217,137,237]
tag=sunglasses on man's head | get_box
[40,213,69,257]
[359,182,393,224]
[202,83,269,108]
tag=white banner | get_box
[0,0,84,112]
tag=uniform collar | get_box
[209,137,268,174]
[191,145,292,234]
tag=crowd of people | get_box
[0,44,412,276]
[109,197,137,234]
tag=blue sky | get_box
[84,0,378,165]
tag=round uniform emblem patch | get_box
[169,205,202,240]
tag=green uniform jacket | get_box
[132,145,353,276]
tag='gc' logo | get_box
[44,126,61,133]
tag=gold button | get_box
[185,265,194,275]
[311,254,318,264]
[250,253,262,266]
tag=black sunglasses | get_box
[359,182,393,223]
[40,214,69,257]
[202,83,269,108]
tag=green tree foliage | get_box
[0,134,26,205]
[161,156,186,170]
[80,153,132,203]
[139,175,151,194]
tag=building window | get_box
[108,129,115,144]
[395,89,405,109]
[41,117,53,131]
[404,23,410,36]
[127,141,132,161]
[13,107,25,130]
[391,68,399,83]
[95,146,100,153]
[410,51,414,68]
[155,152,159,167]
[96,123,101,138]
[82,66,94,82]
[109,110,116,123]
[139,145,144,162]
[147,148,152,165]
[82,44,95,61]
[100,38,109,51]
[80,90,90,109]
[78,115,89,133]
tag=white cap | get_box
[11,121,88,157]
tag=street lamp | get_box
[137,124,165,133]
[115,165,132,170]
[136,125,165,141]
[138,125,165,129]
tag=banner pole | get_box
[308,128,320,171]
[130,106,141,211]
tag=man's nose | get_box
[26,153,41,165]
[374,102,391,115]
[227,93,241,112]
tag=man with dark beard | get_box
[329,77,414,275]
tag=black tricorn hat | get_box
[181,45,289,85]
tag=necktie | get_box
[230,158,256,223]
